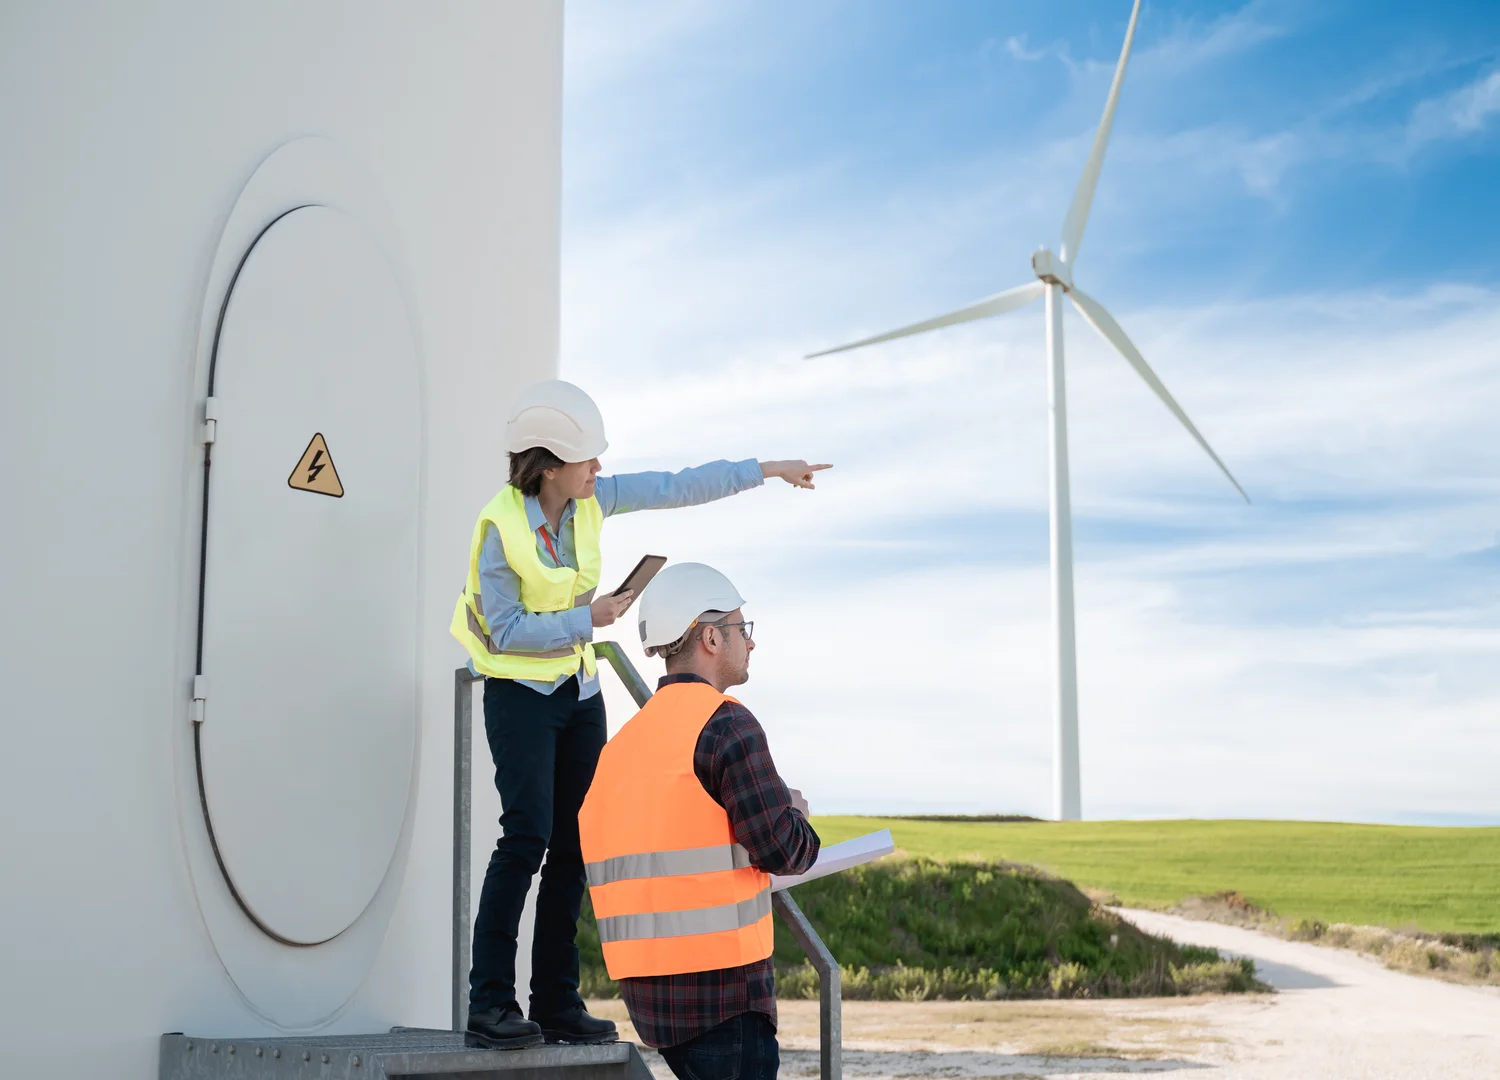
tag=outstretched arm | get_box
[597,458,833,516]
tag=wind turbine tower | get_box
[809,0,1248,821]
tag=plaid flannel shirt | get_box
[618,673,821,1049]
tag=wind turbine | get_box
[807,0,1248,822]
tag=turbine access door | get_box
[198,206,420,946]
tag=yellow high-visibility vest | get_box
[450,485,603,681]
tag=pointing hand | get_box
[760,461,833,490]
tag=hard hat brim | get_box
[638,597,746,649]
[504,434,608,463]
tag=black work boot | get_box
[531,1004,619,1045]
[466,1005,545,1050]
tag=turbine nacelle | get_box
[1031,248,1073,291]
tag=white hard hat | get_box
[505,379,608,463]
[638,563,746,651]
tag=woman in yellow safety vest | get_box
[451,379,829,1050]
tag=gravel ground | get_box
[1109,907,1500,1079]
[598,907,1500,1079]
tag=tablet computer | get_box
[611,554,667,609]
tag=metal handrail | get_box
[771,890,842,1080]
[453,646,842,1080]
[591,641,652,706]
[452,665,482,1034]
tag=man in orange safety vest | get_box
[578,562,818,1080]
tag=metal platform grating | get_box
[159,1029,654,1080]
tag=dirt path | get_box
[595,909,1500,1078]
[1112,907,1500,1078]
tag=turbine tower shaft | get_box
[1045,283,1082,822]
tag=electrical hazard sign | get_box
[287,433,344,498]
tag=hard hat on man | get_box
[505,379,609,462]
[638,562,746,653]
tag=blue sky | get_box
[560,1,1500,824]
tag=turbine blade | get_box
[1068,286,1249,503]
[1058,0,1142,267]
[806,281,1044,358]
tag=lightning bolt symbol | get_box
[307,450,325,483]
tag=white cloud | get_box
[1407,68,1500,146]
[1197,64,1500,183]
[1140,2,1289,72]
[990,3,1289,83]
[1001,35,1050,64]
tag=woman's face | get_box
[545,458,601,501]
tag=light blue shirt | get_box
[471,458,765,697]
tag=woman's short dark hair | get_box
[509,446,565,497]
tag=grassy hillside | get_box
[812,817,1500,934]
[578,858,1262,1000]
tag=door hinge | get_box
[201,397,219,445]
[191,674,208,724]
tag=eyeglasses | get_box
[710,620,754,643]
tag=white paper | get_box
[770,828,895,892]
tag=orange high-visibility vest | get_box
[578,681,772,979]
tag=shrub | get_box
[1170,957,1261,994]
[1289,918,1327,941]
[577,857,1269,1000]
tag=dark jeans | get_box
[660,1012,779,1080]
[469,675,607,1017]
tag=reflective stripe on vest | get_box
[449,486,602,680]
[586,842,753,887]
[578,681,775,979]
[467,589,597,659]
[595,889,770,944]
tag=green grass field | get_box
[811,817,1500,935]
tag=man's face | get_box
[709,607,754,689]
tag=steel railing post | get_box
[452,666,480,1033]
[772,891,841,1080]
[593,641,651,707]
